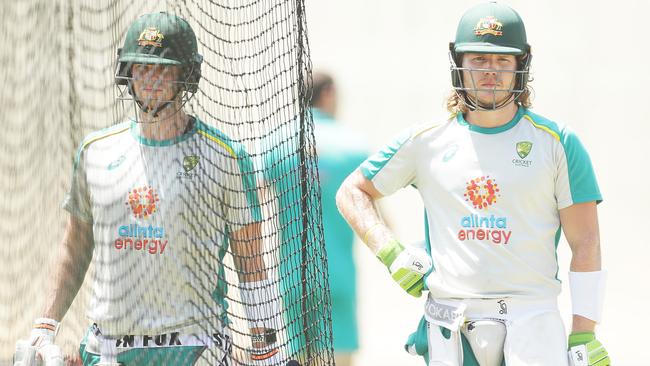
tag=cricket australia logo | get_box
[513,141,533,167]
[516,141,533,158]
[474,16,503,36]
[178,155,200,179]
[183,155,200,172]
[138,27,164,47]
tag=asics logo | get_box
[107,155,126,170]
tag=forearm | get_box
[336,177,394,254]
[234,254,266,283]
[569,225,602,333]
[231,222,266,283]
[43,219,93,321]
[230,221,282,360]
[43,247,88,320]
[561,202,604,334]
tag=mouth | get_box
[479,83,498,89]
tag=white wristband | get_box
[34,318,60,336]
[569,270,607,323]
[239,279,282,330]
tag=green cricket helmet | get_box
[115,12,203,93]
[449,2,532,111]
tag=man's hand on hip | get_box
[376,239,432,297]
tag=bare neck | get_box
[314,102,336,118]
[137,102,192,141]
[464,102,519,129]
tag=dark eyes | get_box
[133,66,169,75]
[472,57,512,63]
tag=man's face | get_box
[131,64,181,109]
[319,84,337,117]
[461,53,517,107]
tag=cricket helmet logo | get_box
[137,27,164,48]
[474,16,504,36]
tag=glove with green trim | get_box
[376,240,432,297]
[568,332,610,366]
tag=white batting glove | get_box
[14,318,63,366]
[377,240,432,297]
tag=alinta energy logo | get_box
[117,185,167,254]
[126,186,160,219]
[459,176,512,245]
[464,176,500,210]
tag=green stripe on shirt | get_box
[524,111,602,204]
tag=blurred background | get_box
[304,0,650,365]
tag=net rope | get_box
[0,1,333,365]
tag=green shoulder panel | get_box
[523,111,602,204]
[196,120,262,221]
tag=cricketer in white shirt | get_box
[360,107,601,300]
[63,118,261,336]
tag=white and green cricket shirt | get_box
[360,107,601,299]
[62,118,261,335]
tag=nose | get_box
[482,69,497,81]
[482,62,500,81]
[483,60,498,75]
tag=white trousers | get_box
[426,297,568,366]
